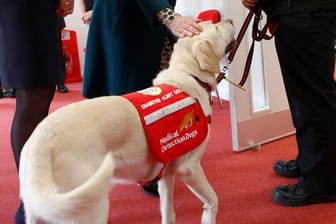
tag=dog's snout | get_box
[225,39,238,54]
[226,19,234,25]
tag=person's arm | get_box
[78,0,87,14]
[136,0,202,38]
[56,0,74,17]
[136,0,171,22]
[79,0,92,25]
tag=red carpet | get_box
[1,82,336,224]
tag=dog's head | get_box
[165,20,235,91]
[192,19,235,73]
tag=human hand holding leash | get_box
[242,0,258,9]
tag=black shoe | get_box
[272,184,336,207]
[3,88,16,98]
[273,160,300,178]
[57,84,69,93]
[15,203,25,224]
[141,182,159,197]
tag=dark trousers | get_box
[57,17,66,86]
[275,11,336,194]
[57,30,66,86]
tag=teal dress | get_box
[83,0,176,98]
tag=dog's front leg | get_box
[179,165,218,224]
[158,175,176,224]
[24,210,37,224]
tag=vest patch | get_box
[123,84,209,164]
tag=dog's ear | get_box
[192,40,220,74]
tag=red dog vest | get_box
[123,84,209,164]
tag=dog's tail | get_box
[20,151,114,221]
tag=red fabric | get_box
[123,84,209,163]
[197,9,221,23]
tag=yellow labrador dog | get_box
[19,20,235,224]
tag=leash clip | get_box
[217,63,246,91]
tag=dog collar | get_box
[189,74,213,104]
[190,75,212,92]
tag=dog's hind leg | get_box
[24,209,49,224]
[24,212,51,224]
[24,210,37,224]
[178,164,218,224]
[25,200,109,224]
[73,197,110,224]
[158,175,176,224]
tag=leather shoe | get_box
[57,84,69,93]
[141,182,159,197]
[273,160,300,178]
[272,184,336,207]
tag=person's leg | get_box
[11,86,55,223]
[57,26,68,93]
[272,11,336,206]
[57,51,69,93]
[11,87,55,169]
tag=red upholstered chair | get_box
[197,9,224,108]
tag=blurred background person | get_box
[0,1,74,223]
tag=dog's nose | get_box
[226,19,234,25]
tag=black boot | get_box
[141,182,159,197]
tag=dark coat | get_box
[261,0,336,18]
[82,0,176,98]
[0,0,62,88]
